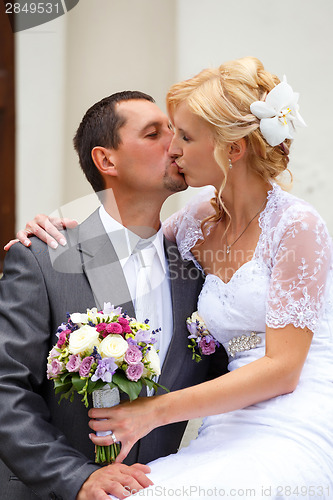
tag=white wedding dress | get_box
[136,184,333,499]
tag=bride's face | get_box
[168,102,224,189]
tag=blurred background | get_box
[1,0,333,270]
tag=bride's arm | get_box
[89,323,312,462]
[3,214,78,250]
[4,188,214,250]
[88,207,331,462]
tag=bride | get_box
[10,58,333,498]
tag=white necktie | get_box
[134,242,157,333]
[134,242,159,396]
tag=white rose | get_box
[144,347,161,377]
[68,325,100,355]
[191,311,202,322]
[99,334,128,360]
[70,312,88,324]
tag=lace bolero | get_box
[163,184,333,334]
[163,187,216,272]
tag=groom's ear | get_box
[91,146,118,177]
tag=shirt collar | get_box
[99,205,166,272]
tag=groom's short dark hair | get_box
[73,91,155,196]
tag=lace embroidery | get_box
[265,211,331,332]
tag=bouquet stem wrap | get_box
[92,385,121,464]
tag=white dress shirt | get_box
[99,206,173,368]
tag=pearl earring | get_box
[228,158,233,170]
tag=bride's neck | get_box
[220,176,270,229]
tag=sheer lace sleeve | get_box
[266,204,332,334]
[163,186,216,268]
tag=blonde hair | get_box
[166,57,292,233]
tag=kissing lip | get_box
[174,160,184,172]
[170,159,183,171]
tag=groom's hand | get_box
[76,463,153,500]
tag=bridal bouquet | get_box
[47,302,167,464]
[186,311,220,362]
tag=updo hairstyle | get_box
[166,57,292,231]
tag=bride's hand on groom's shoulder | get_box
[3,214,78,251]
[76,463,153,500]
[88,398,159,464]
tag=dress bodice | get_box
[198,262,269,346]
[164,184,333,356]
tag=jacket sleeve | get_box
[206,343,229,381]
[0,243,99,500]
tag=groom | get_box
[0,91,227,500]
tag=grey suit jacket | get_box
[0,210,228,500]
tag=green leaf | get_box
[57,387,75,405]
[86,378,107,394]
[71,373,86,392]
[142,377,155,390]
[155,381,169,393]
[142,378,169,394]
[56,373,67,384]
[54,382,72,395]
[112,372,142,401]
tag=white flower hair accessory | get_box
[250,76,306,147]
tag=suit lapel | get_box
[77,210,135,316]
[159,238,202,391]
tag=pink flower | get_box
[57,331,69,348]
[126,362,144,382]
[118,317,129,327]
[124,345,143,365]
[47,359,65,379]
[79,356,94,377]
[49,347,59,359]
[118,318,132,333]
[199,337,216,356]
[106,322,123,335]
[66,354,82,372]
[96,323,107,333]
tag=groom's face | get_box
[111,99,187,196]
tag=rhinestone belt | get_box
[226,332,264,358]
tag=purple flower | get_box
[135,329,152,344]
[66,354,82,373]
[47,359,65,379]
[199,336,216,355]
[103,303,122,315]
[124,345,143,365]
[187,321,198,337]
[126,337,138,347]
[57,323,67,333]
[126,362,144,382]
[91,358,118,383]
[79,356,94,377]
[106,322,123,335]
